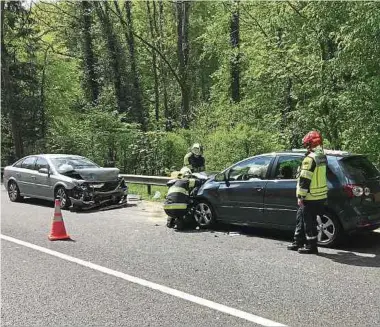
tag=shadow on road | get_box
[20,197,54,208]
[318,251,379,268]
[178,223,293,241]
[175,223,380,262]
[16,198,137,213]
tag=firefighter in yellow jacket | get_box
[164,167,202,230]
[287,131,328,254]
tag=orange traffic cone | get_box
[48,199,71,241]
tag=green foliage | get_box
[2,1,380,171]
[203,124,283,171]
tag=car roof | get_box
[260,150,361,158]
[43,154,85,158]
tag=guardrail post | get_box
[147,184,152,196]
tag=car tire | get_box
[193,200,215,228]
[317,211,342,247]
[54,186,71,209]
[8,181,23,202]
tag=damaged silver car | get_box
[3,154,128,210]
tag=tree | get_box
[176,0,191,128]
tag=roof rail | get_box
[291,149,307,153]
[324,149,350,155]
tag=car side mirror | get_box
[224,171,230,187]
[39,167,50,176]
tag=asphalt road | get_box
[1,189,380,327]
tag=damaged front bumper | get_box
[69,178,128,211]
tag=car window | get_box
[13,159,23,168]
[274,156,303,180]
[36,157,49,170]
[228,156,272,181]
[340,156,380,181]
[21,157,37,170]
[51,156,99,170]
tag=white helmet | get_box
[179,167,192,178]
[191,143,202,156]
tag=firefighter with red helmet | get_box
[287,131,328,254]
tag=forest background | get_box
[2,0,380,175]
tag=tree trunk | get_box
[95,2,128,113]
[176,0,190,128]
[320,37,341,149]
[158,0,170,127]
[1,2,23,159]
[81,1,99,104]
[146,1,160,123]
[230,1,240,103]
[124,0,147,130]
[40,46,50,150]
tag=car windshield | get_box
[340,156,380,181]
[51,157,99,170]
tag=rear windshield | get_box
[340,156,380,181]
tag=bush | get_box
[203,124,283,171]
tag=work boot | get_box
[298,245,319,255]
[166,217,175,228]
[287,242,303,251]
[175,218,185,231]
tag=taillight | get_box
[343,184,364,198]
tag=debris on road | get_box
[128,194,142,201]
[227,232,240,236]
[152,191,162,200]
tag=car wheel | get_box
[194,200,215,227]
[55,186,71,209]
[317,212,342,247]
[8,181,23,202]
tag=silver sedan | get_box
[3,154,128,209]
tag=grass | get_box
[127,184,168,202]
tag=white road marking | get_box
[1,234,286,327]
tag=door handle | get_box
[31,176,36,180]
[255,187,263,192]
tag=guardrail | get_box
[120,174,171,195]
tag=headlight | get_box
[364,187,371,196]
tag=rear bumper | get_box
[338,207,380,231]
[334,202,380,232]
[355,211,380,230]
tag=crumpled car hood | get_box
[67,168,120,182]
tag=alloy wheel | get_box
[8,182,18,201]
[194,202,213,226]
[317,214,336,244]
[56,188,67,208]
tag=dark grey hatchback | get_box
[194,150,380,247]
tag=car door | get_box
[217,156,274,224]
[264,155,303,227]
[34,156,53,199]
[18,156,37,195]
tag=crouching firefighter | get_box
[164,167,202,230]
[287,131,328,255]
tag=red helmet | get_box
[302,131,323,148]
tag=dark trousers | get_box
[294,200,325,247]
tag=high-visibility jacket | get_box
[296,150,328,201]
[164,178,201,211]
[183,152,205,173]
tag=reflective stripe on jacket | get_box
[164,178,201,210]
[296,150,328,201]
